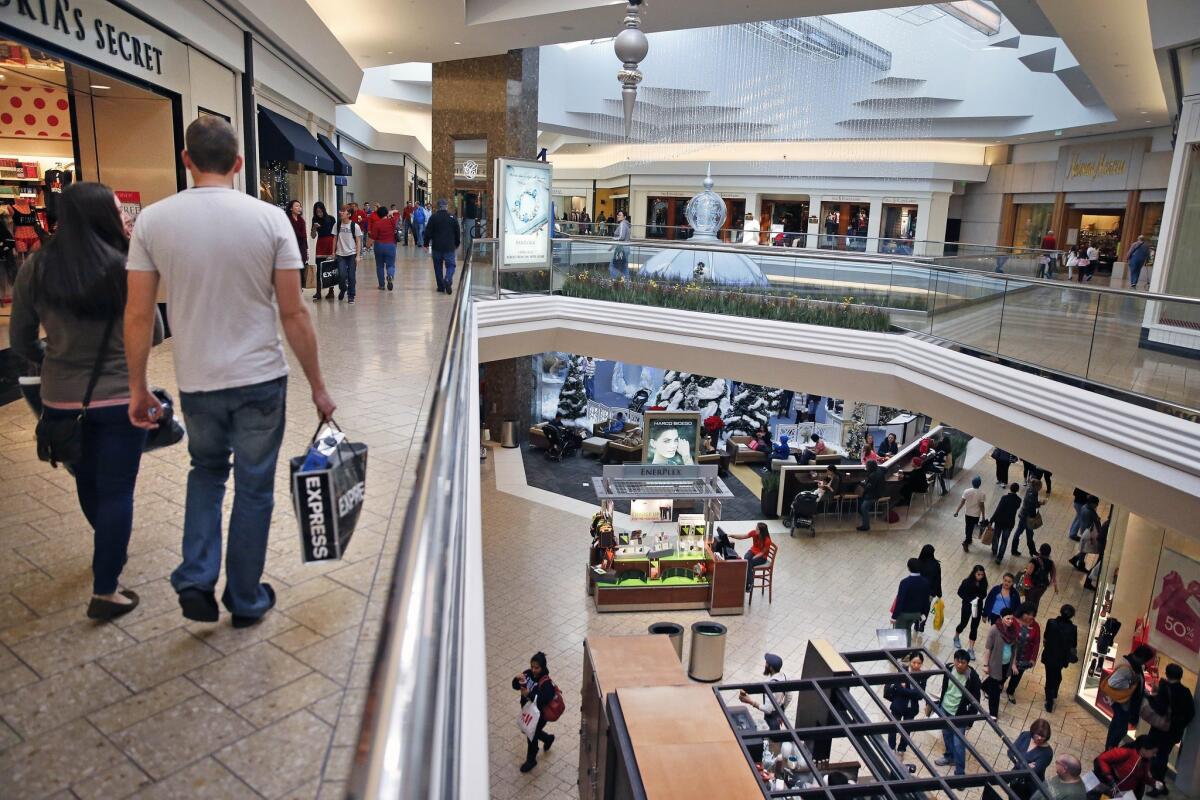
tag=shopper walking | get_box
[915,544,943,604]
[1069,495,1102,567]
[1127,235,1150,290]
[1105,645,1158,749]
[953,564,988,659]
[401,201,414,245]
[929,649,982,776]
[310,201,336,300]
[1024,543,1056,615]
[1040,604,1078,712]
[11,182,163,620]
[1011,477,1044,557]
[954,475,988,550]
[856,460,884,531]
[1068,486,1090,540]
[1094,737,1158,798]
[885,653,927,754]
[891,558,932,643]
[992,447,1016,486]
[1145,663,1195,797]
[424,198,461,294]
[1004,604,1041,703]
[368,205,397,290]
[287,199,308,288]
[988,483,1023,564]
[513,651,557,773]
[983,572,1022,623]
[412,201,427,251]
[981,610,1018,718]
[737,653,792,730]
[1010,718,1054,780]
[333,206,362,304]
[125,115,335,627]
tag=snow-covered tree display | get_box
[638,366,654,392]
[654,372,732,420]
[723,383,774,438]
[845,401,869,459]
[611,362,629,396]
[557,356,589,422]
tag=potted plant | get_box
[761,471,781,519]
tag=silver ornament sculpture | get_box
[614,0,648,138]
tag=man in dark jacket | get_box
[1146,664,1195,796]
[892,558,932,642]
[1040,604,1078,712]
[989,483,1023,564]
[423,198,461,294]
[929,649,982,776]
[857,460,885,531]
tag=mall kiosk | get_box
[589,464,746,615]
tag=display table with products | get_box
[589,467,746,615]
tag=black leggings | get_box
[955,602,981,642]
[982,676,1004,717]
[525,719,551,764]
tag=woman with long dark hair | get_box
[512,651,556,773]
[287,199,308,288]
[310,201,336,301]
[10,182,162,620]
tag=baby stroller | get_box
[785,491,818,538]
[543,424,579,462]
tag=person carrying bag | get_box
[290,420,368,562]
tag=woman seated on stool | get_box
[816,464,841,511]
[729,522,773,591]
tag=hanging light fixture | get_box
[614,0,648,139]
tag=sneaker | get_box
[934,756,954,767]
[953,636,962,649]
[312,293,321,301]
[968,648,976,661]
[387,278,394,291]
[348,298,355,304]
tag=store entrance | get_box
[817,201,870,251]
[761,198,808,247]
[1067,207,1125,276]
[0,37,182,346]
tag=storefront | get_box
[1078,510,1199,779]
[760,197,808,247]
[881,202,919,249]
[644,194,744,240]
[818,199,870,251]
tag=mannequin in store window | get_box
[9,198,48,254]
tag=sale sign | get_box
[1148,547,1200,670]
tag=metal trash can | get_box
[500,420,518,448]
[648,622,684,662]
[687,621,728,682]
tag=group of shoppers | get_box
[12,116,335,625]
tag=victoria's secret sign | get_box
[1,0,169,77]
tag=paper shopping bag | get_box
[290,421,368,562]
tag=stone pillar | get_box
[482,356,537,443]
[431,49,539,206]
[866,198,884,253]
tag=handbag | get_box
[932,598,945,631]
[1140,701,1171,732]
[1081,526,1101,554]
[35,317,115,468]
[1099,671,1137,705]
[1029,512,1044,530]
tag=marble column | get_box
[431,49,539,208]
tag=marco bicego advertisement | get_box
[495,158,551,266]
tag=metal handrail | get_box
[347,262,474,799]
[556,235,1200,305]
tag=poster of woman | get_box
[642,412,701,466]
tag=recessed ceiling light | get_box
[1140,111,1149,114]
[90,84,110,90]
[386,51,393,55]
[453,41,462,45]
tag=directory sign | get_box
[495,158,552,266]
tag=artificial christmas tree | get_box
[557,356,589,422]
[723,383,774,438]
[844,402,869,459]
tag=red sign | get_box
[116,191,142,222]
[1149,548,1200,669]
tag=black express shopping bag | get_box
[318,257,341,290]
[290,421,368,562]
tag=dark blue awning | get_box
[317,134,352,177]
[257,107,334,173]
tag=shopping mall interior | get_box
[0,1,1199,799]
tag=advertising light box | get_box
[495,158,552,267]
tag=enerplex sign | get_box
[0,0,188,93]
[494,157,551,267]
[1148,547,1200,670]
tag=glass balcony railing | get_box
[472,237,1200,412]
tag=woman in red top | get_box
[729,522,773,591]
[1095,736,1157,798]
[367,205,397,291]
[287,200,308,288]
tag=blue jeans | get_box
[413,222,425,248]
[374,242,396,287]
[44,404,146,594]
[942,721,967,775]
[858,497,874,529]
[1130,261,1145,288]
[991,526,1013,560]
[174,377,287,618]
[432,249,457,289]
[336,254,356,299]
[1013,513,1036,554]
[1069,501,1085,538]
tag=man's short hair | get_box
[1057,755,1081,778]
[185,116,238,174]
[1166,663,1183,681]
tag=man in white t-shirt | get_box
[124,115,335,628]
[738,653,792,730]
[333,206,362,303]
[953,475,988,551]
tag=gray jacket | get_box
[613,219,631,242]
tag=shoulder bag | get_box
[35,317,115,468]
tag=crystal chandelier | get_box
[614,0,648,138]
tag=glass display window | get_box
[1011,204,1053,250]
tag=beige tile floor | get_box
[483,444,1114,799]
[0,245,450,799]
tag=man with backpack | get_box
[333,206,362,304]
[512,651,564,773]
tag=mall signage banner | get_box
[494,157,551,267]
[1148,546,1200,670]
[641,411,701,466]
[1057,139,1141,193]
[0,0,189,93]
